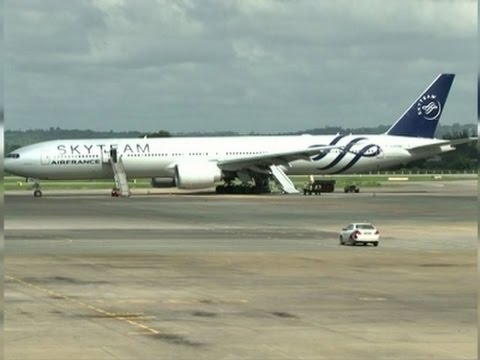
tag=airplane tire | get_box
[33,190,42,198]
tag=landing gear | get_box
[111,188,120,197]
[31,179,42,198]
[215,175,271,195]
[216,183,258,194]
[253,175,271,194]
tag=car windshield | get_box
[6,153,20,159]
[356,224,375,230]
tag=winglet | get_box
[386,74,455,138]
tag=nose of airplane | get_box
[5,157,21,175]
[4,157,13,174]
[5,148,32,177]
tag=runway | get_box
[5,181,477,360]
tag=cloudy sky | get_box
[5,0,477,133]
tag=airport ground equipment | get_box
[316,179,336,192]
[110,156,130,197]
[303,179,336,195]
[269,165,299,194]
[344,184,360,193]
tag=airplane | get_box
[5,73,474,197]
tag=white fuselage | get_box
[5,134,449,180]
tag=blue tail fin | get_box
[386,74,455,138]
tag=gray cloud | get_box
[5,0,477,132]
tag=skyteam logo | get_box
[416,94,442,120]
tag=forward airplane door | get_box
[110,144,119,163]
[101,144,119,164]
[41,151,50,165]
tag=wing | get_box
[217,145,341,171]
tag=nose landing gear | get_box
[32,179,42,197]
[111,188,120,197]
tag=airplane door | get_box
[101,144,118,164]
[110,144,118,163]
[41,151,50,165]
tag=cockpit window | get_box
[7,153,20,159]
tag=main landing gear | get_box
[216,183,261,194]
[215,175,271,194]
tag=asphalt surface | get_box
[5,180,477,360]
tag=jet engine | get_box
[174,162,222,189]
[150,177,176,188]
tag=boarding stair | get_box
[110,156,130,197]
[269,165,299,194]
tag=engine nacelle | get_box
[174,161,222,189]
[150,177,176,188]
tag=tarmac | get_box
[5,180,477,360]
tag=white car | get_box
[339,223,380,246]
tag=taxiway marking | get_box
[6,274,161,335]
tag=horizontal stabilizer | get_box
[407,137,476,155]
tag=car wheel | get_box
[373,242,378,247]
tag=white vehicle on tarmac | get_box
[339,223,380,246]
